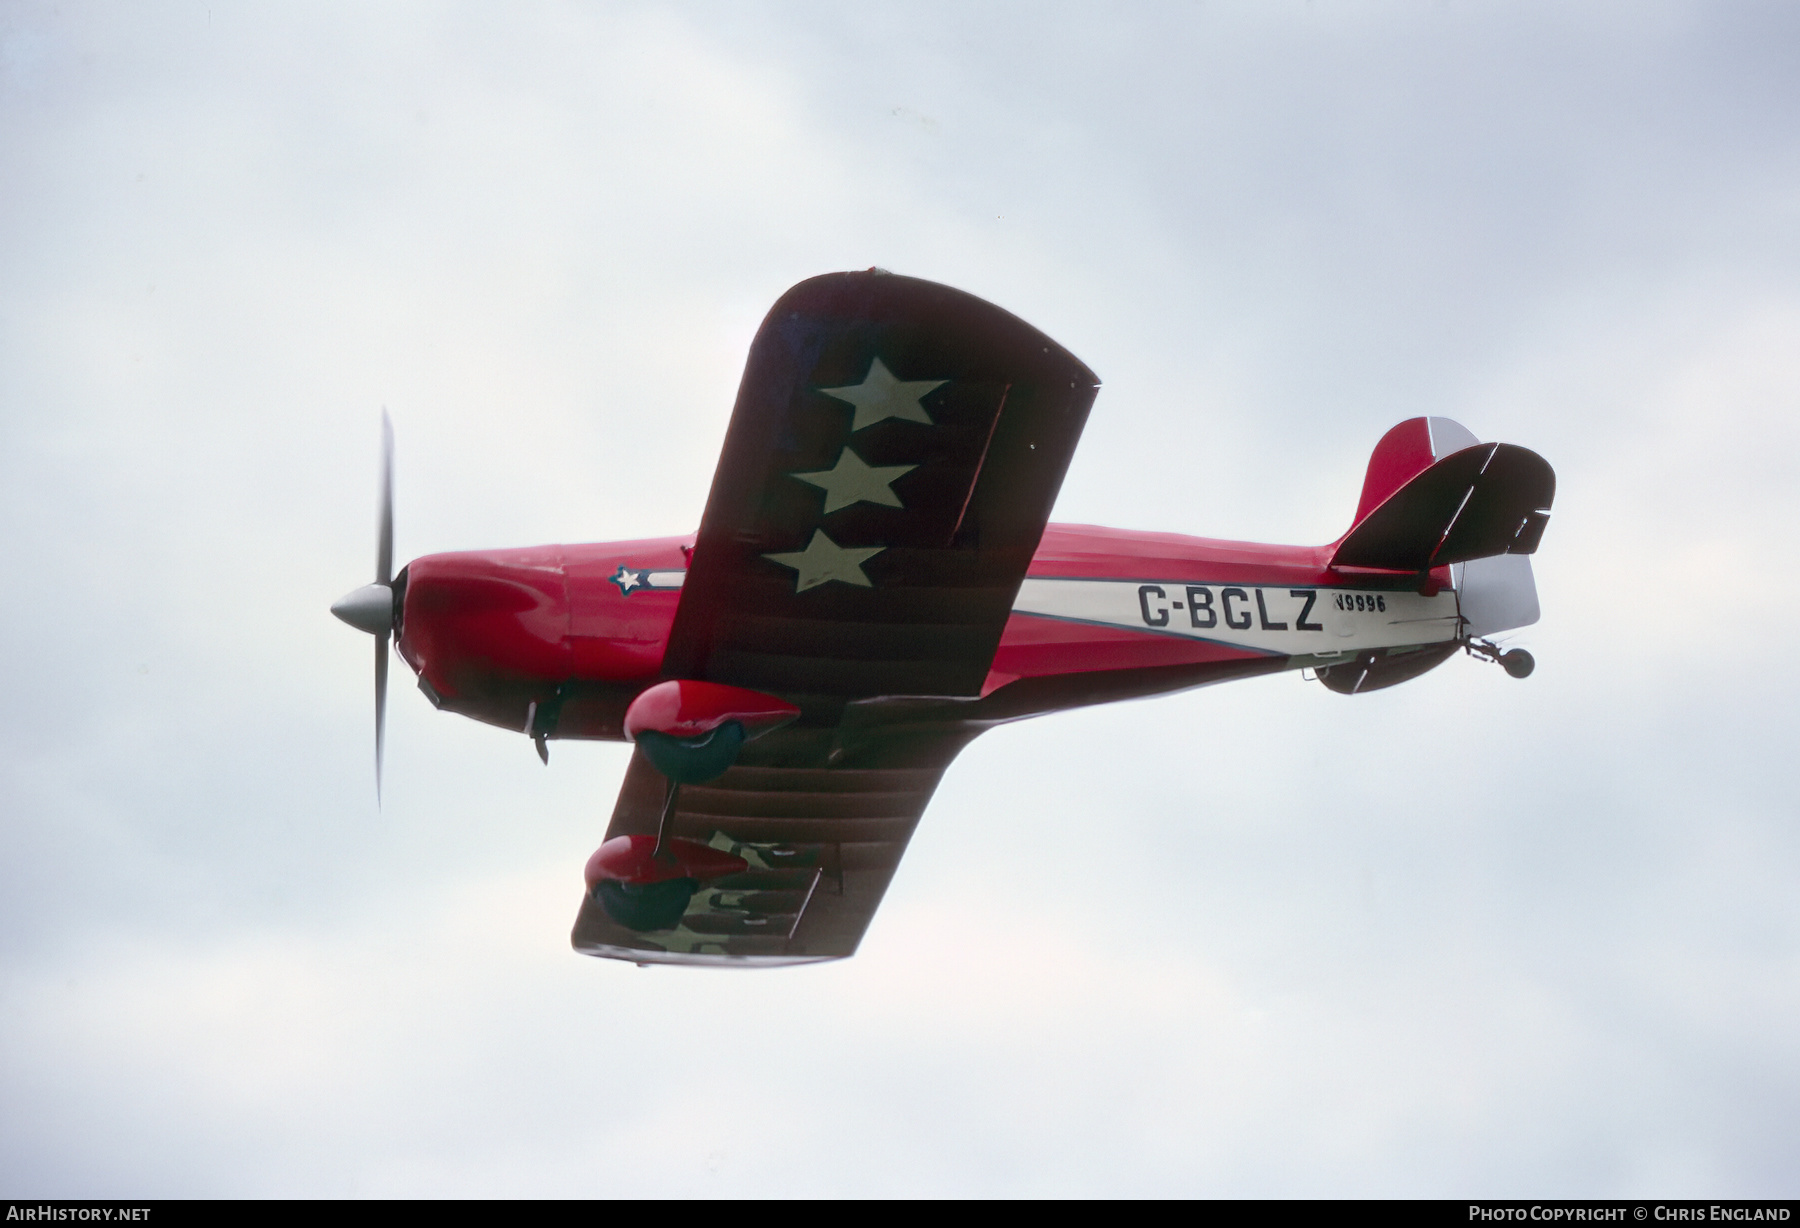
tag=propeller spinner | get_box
[331,411,397,799]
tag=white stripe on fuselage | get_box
[623,568,1459,658]
[1011,577,1460,657]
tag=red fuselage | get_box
[396,523,1458,740]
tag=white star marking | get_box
[610,566,642,593]
[819,357,946,431]
[790,447,917,513]
[763,529,884,592]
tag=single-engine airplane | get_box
[332,271,1554,967]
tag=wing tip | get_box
[764,269,1101,387]
[571,938,843,969]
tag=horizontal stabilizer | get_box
[1331,443,1554,572]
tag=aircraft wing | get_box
[661,270,1101,699]
[571,722,977,965]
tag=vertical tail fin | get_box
[1353,417,1482,524]
[1347,416,1545,637]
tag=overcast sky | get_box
[2,0,1797,1197]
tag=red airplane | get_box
[332,271,1553,967]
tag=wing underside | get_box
[572,724,976,965]
[570,655,1294,966]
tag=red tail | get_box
[1336,417,1554,573]
[1354,418,1440,527]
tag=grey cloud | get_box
[0,0,1795,1196]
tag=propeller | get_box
[330,411,397,800]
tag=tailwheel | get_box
[1464,636,1535,679]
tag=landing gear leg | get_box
[528,680,574,765]
[652,775,680,860]
[1463,636,1535,679]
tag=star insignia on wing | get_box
[609,566,647,595]
[819,357,946,431]
[790,447,917,513]
[763,529,884,592]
